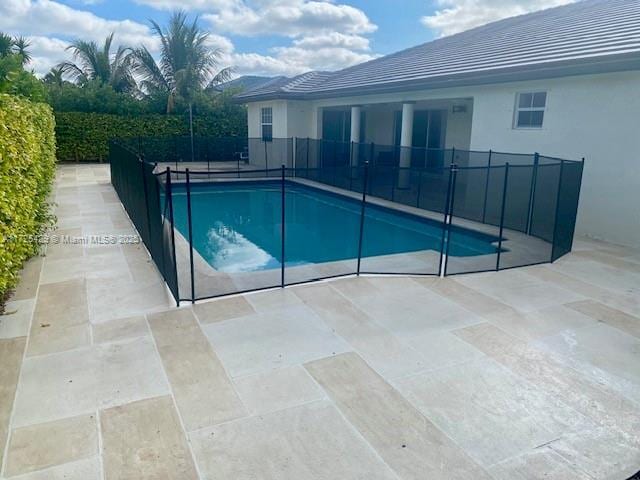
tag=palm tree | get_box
[0,33,14,57]
[132,11,232,159]
[58,33,135,93]
[43,66,66,87]
[13,37,31,65]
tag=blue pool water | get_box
[170,181,500,273]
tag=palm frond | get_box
[43,66,65,86]
[131,46,169,94]
[13,36,32,65]
[206,66,234,91]
[0,33,13,57]
[57,61,88,85]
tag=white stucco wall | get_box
[247,100,288,139]
[468,71,640,248]
[247,101,289,168]
[445,99,473,151]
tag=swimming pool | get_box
[170,181,501,273]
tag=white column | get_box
[350,106,361,143]
[350,105,362,168]
[398,102,414,188]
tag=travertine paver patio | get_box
[0,163,638,479]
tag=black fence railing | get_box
[109,142,179,301]
[110,137,584,304]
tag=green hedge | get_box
[55,110,247,162]
[0,94,56,296]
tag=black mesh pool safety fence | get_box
[109,141,179,301]
[110,137,584,304]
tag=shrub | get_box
[0,94,56,296]
[0,54,47,103]
[47,81,155,115]
[55,106,247,162]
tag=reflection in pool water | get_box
[205,222,278,272]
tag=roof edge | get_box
[233,52,640,103]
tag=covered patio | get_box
[316,97,474,172]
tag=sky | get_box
[0,0,576,78]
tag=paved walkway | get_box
[0,163,638,479]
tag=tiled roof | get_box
[235,0,640,101]
[212,75,286,93]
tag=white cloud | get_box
[205,33,235,54]
[25,36,70,75]
[292,32,370,50]
[422,0,576,37]
[132,0,232,10]
[203,0,376,37]
[224,46,376,77]
[134,0,378,76]
[0,0,158,74]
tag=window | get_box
[514,92,547,128]
[261,107,273,141]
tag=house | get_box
[234,0,640,248]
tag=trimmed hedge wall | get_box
[0,94,56,296]
[55,110,247,162]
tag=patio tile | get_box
[393,357,590,466]
[193,295,255,324]
[41,251,130,285]
[202,304,351,378]
[12,337,169,427]
[453,323,640,438]
[348,282,482,334]
[0,299,34,339]
[534,323,640,401]
[148,308,246,431]
[487,448,592,480]
[485,304,597,341]
[481,282,583,313]
[233,366,325,416]
[566,299,640,339]
[395,329,485,372]
[10,256,43,302]
[571,249,640,274]
[305,352,493,480]
[91,315,149,344]
[43,228,84,261]
[126,258,161,284]
[0,337,27,474]
[101,191,119,204]
[550,256,640,297]
[87,275,173,323]
[100,396,198,480]
[454,269,542,291]
[523,265,640,316]
[293,283,428,379]
[189,400,398,480]
[27,278,90,357]
[4,414,98,477]
[244,288,303,312]
[328,276,380,300]
[361,276,430,295]
[5,457,101,480]
[417,277,518,318]
[549,426,640,480]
